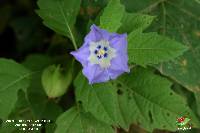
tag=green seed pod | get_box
[41,64,72,98]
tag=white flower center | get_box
[88,40,116,68]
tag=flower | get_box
[71,24,129,84]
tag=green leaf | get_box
[116,67,200,131]
[74,72,133,130]
[74,68,200,131]
[0,122,20,133]
[195,0,200,4]
[100,0,125,32]
[0,91,36,133]
[45,123,57,133]
[157,53,200,92]
[118,13,155,33]
[10,90,30,119]
[122,0,154,12]
[195,92,200,117]
[128,32,188,66]
[147,0,200,92]
[36,0,81,46]
[120,0,200,92]
[0,59,30,120]
[55,107,114,133]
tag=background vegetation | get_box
[0,0,200,133]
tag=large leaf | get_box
[123,0,200,92]
[149,0,200,92]
[74,73,131,130]
[73,74,149,131]
[0,59,30,120]
[100,0,125,32]
[75,68,200,131]
[128,32,187,66]
[116,68,200,131]
[55,107,114,133]
[36,0,81,45]
[118,13,155,34]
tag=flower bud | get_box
[41,64,72,98]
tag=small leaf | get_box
[36,0,81,43]
[55,107,114,133]
[118,13,155,33]
[128,32,188,66]
[100,0,125,32]
[0,59,30,120]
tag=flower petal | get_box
[71,24,129,84]
[109,33,128,54]
[108,69,125,80]
[108,55,130,79]
[82,64,110,84]
[70,44,90,66]
[85,24,111,43]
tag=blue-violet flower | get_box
[71,24,129,84]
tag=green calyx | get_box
[42,64,72,98]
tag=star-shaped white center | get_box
[88,40,116,68]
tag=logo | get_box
[176,116,192,130]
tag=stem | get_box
[72,39,78,50]
[69,27,78,50]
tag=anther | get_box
[94,50,98,54]
[104,53,108,58]
[103,47,108,51]
[97,45,101,49]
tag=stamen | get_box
[88,39,116,68]
[94,50,98,54]
[97,55,102,59]
[97,45,101,49]
[104,53,108,58]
